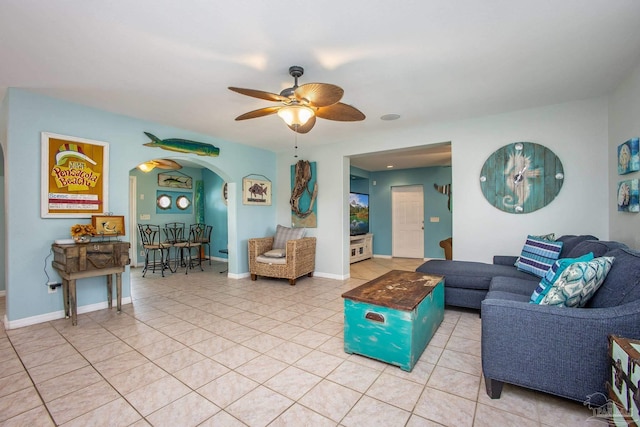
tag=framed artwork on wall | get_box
[617,137,640,175]
[291,160,318,227]
[92,215,125,236]
[242,175,271,205]
[158,172,192,189]
[41,132,109,218]
[617,179,639,212]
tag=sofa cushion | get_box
[484,290,532,304]
[272,225,306,249]
[539,256,614,307]
[516,235,564,278]
[490,277,539,297]
[416,260,537,291]
[529,252,595,304]
[556,235,599,258]
[587,247,640,308]
[566,240,628,259]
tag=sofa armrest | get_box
[481,298,640,401]
[493,255,518,266]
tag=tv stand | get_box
[350,233,373,264]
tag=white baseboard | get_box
[314,271,348,281]
[3,297,132,330]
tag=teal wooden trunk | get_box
[342,271,444,372]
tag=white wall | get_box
[277,97,610,278]
[608,61,640,248]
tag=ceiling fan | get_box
[229,65,365,134]
[137,158,182,173]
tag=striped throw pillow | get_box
[272,225,306,249]
[516,235,564,278]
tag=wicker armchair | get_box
[248,236,316,285]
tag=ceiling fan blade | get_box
[295,83,344,107]
[235,106,281,120]
[288,115,316,134]
[152,159,182,170]
[228,87,289,103]
[315,102,366,121]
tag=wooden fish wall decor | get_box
[434,183,451,211]
[143,132,220,157]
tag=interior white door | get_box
[392,185,424,258]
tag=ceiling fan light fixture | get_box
[277,105,314,127]
[137,162,156,173]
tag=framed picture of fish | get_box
[242,176,272,206]
[41,132,109,218]
[92,215,125,236]
[158,172,193,189]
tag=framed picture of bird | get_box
[92,215,125,236]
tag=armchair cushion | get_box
[256,255,287,265]
[263,249,286,258]
[273,225,306,249]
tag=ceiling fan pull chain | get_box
[294,125,298,158]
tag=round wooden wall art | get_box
[479,142,564,213]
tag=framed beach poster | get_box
[41,132,109,218]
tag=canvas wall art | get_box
[617,179,639,212]
[617,137,640,175]
[291,160,318,228]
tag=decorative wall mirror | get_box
[176,195,191,210]
[157,194,172,210]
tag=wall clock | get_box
[479,142,564,213]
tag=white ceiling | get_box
[2,1,640,171]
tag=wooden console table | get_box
[52,241,130,325]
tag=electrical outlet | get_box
[140,250,145,257]
[47,281,59,294]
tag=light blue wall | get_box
[5,88,275,324]
[369,166,452,258]
[202,169,229,260]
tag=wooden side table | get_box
[52,241,130,325]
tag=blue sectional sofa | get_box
[416,235,640,403]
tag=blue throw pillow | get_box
[517,235,564,278]
[539,256,615,307]
[530,252,594,304]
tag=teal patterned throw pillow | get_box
[539,256,615,307]
[529,252,594,304]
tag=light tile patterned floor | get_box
[0,258,601,426]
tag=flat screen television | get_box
[349,192,370,236]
